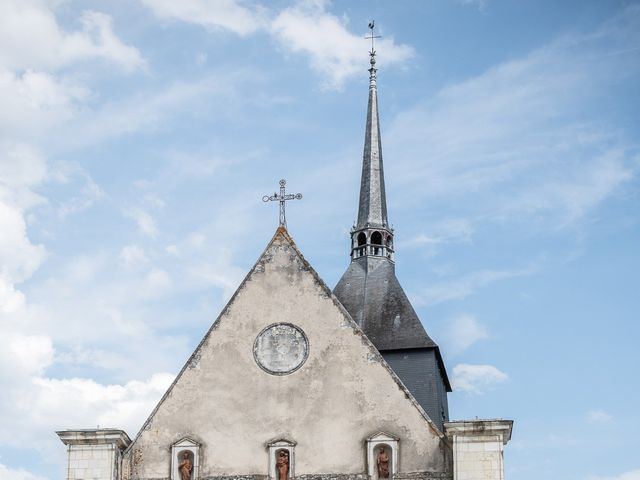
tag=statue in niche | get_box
[376,447,390,479]
[179,452,193,480]
[276,450,289,480]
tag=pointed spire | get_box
[334,24,451,432]
[357,24,388,229]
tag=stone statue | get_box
[276,450,289,480]
[179,452,193,480]
[376,447,389,479]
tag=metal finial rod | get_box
[262,179,302,229]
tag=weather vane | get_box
[366,20,381,55]
[366,20,381,80]
[262,179,302,229]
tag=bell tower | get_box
[333,24,451,431]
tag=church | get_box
[57,41,513,480]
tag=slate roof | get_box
[334,257,436,350]
[356,56,388,229]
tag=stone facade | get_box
[116,474,453,480]
[118,229,450,479]
[56,232,514,480]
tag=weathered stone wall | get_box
[451,436,504,480]
[65,444,119,479]
[122,231,451,479]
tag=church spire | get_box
[357,24,388,230]
[333,23,451,430]
[351,22,393,261]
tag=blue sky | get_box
[0,1,639,479]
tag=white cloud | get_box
[0,254,176,451]
[398,218,474,257]
[512,150,633,225]
[30,373,174,436]
[180,231,246,299]
[271,4,413,89]
[56,177,104,218]
[47,161,105,218]
[0,333,53,381]
[72,11,146,72]
[60,72,248,149]
[126,207,159,238]
[0,280,176,459]
[196,52,208,66]
[0,2,144,146]
[0,143,47,380]
[386,8,639,228]
[25,253,150,346]
[0,70,87,135]
[0,263,177,463]
[0,277,26,315]
[588,470,640,480]
[0,200,46,285]
[142,268,172,298]
[15,231,244,374]
[452,363,508,393]
[587,409,613,424]
[0,143,48,207]
[443,314,488,355]
[415,265,534,306]
[188,258,244,300]
[0,464,47,480]
[456,0,487,10]
[120,245,148,267]
[138,0,414,89]
[0,343,174,452]
[140,0,264,35]
[0,1,144,71]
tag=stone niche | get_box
[267,439,296,480]
[171,437,201,480]
[366,432,399,480]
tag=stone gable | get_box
[122,228,450,479]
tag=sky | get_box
[0,0,639,479]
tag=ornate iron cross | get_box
[262,179,302,228]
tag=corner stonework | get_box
[444,420,513,480]
[57,429,131,480]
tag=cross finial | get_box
[365,21,381,82]
[262,179,302,229]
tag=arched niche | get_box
[357,232,367,246]
[371,231,383,255]
[366,432,399,480]
[266,439,296,480]
[171,437,200,480]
